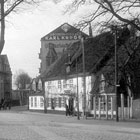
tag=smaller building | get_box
[28,78,44,110]
[44,76,92,114]
[29,93,44,110]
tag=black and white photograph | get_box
[0,0,140,140]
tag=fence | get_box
[90,94,133,120]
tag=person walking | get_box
[65,104,69,116]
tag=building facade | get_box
[44,76,92,113]
[39,23,88,75]
[0,55,12,102]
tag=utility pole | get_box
[114,26,119,122]
[76,57,80,120]
[81,37,86,118]
[42,80,47,113]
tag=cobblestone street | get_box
[0,107,140,140]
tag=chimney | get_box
[89,22,93,37]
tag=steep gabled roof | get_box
[91,35,140,87]
[41,32,114,81]
[41,42,80,80]
[41,23,89,41]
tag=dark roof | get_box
[71,32,114,72]
[41,32,114,81]
[41,42,80,80]
[91,35,140,84]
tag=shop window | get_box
[31,97,33,107]
[59,97,61,108]
[55,97,59,107]
[40,97,44,107]
[34,97,37,107]
[61,97,65,107]
[48,98,51,107]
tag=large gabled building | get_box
[39,23,89,75]
[37,28,115,115]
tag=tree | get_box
[14,70,32,89]
[0,0,44,54]
[56,0,140,99]
[58,0,140,32]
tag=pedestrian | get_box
[65,104,69,116]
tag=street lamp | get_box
[81,37,87,119]
[113,25,119,122]
[76,57,80,120]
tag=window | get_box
[31,97,33,107]
[59,97,61,108]
[99,74,105,93]
[40,97,44,107]
[48,81,51,85]
[56,97,59,107]
[69,79,73,88]
[48,81,52,89]
[58,80,61,89]
[61,97,66,107]
[100,81,105,93]
[34,97,37,107]
[63,80,67,88]
[48,98,51,107]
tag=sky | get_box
[2,0,94,89]
[2,1,82,77]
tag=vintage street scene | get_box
[0,0,140,140]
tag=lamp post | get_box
[42,80,47,113]
[81,37,86,118]
[76,57,80,120]
[114,26,119,122]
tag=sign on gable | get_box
[45,33,81,41]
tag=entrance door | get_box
[69,97,74,115]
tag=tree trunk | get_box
[0,0,5,54]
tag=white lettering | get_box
[45,34,80,40]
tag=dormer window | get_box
[99,74,105,93]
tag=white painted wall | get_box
[29,96,44,110]
[44,76,92,112]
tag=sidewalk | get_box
[11,105,29,112]
[10,105,140,126]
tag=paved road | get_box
[0,108,140,140]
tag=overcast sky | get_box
[2,1,92,80]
